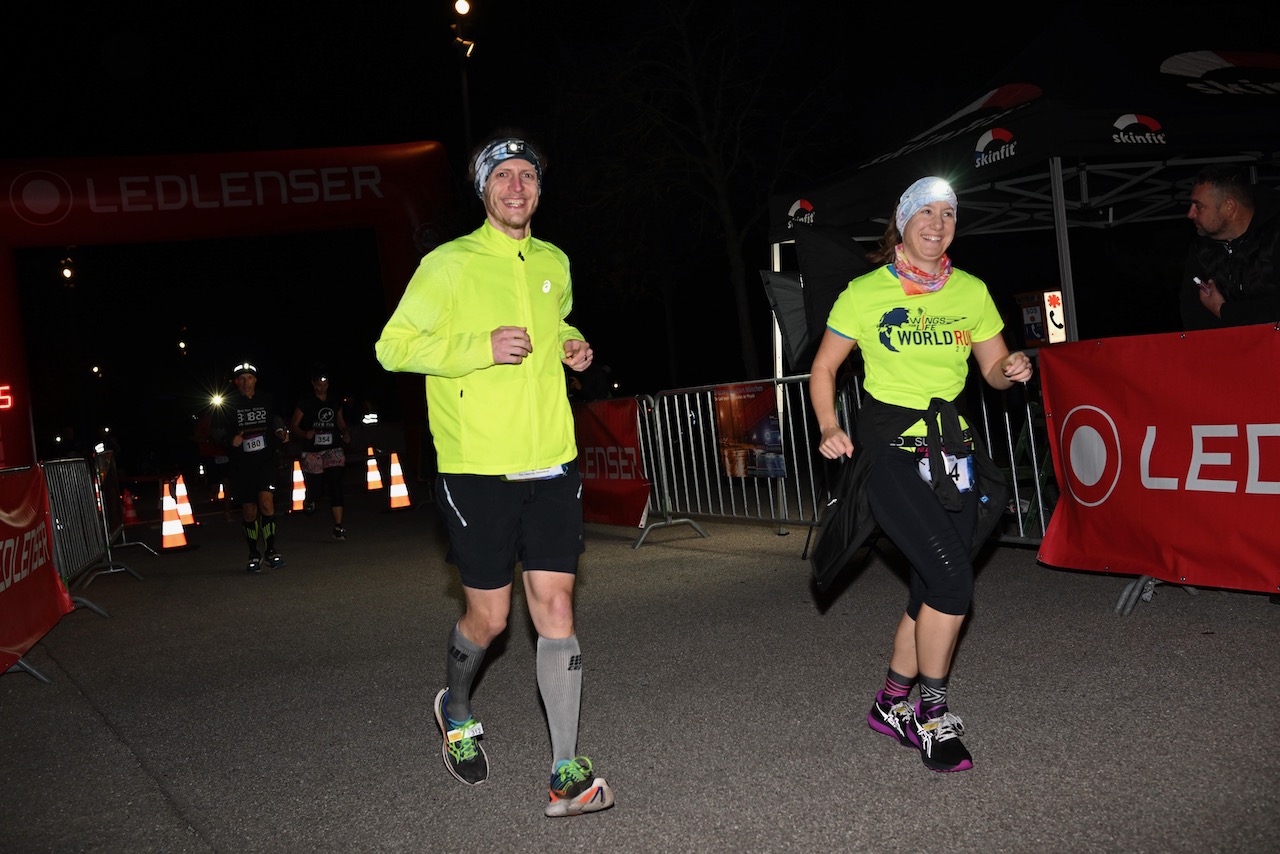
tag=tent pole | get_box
[771,241,785,379]
[1049,156,1080,342]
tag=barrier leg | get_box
[75,560,144,590]
[114,538,158,557]
[632,517,709,549]
[1115,576,1150,616]
[6,658,52,684]
[72,595,111,618]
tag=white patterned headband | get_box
[473,138,543,199]
[895,176,958,232]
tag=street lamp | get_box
[451,0,475,153]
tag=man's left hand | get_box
[562,339,593,372]
[1198,278,1226,318]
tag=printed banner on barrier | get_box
[1,466,74,669]
[713,383,786,478]
[574,399,651,528]
[1038,324,1280,594]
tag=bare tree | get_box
[544,2,856,385]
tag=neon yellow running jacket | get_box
[375,220,584,476]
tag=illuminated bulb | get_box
[455,0,470,14]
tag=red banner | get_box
[1,467,73,670]
[1039,325,1280,593]
[574,399,651,527]
[0,142,451,470]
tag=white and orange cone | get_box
[174,474,195,526]
[291,460,306,512]
[366,446,383,491]
[122,488,140,525]
[387,452,411,510]
[161,482,189,550]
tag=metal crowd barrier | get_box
[632,359,1056,551]
[970,350,1056,546]
[632,394,708,548]
[95,451,157,557]
[43,457,141,593]
[636,376,825,546]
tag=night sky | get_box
[3,2,1267,470]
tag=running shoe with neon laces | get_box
[912,704,973,772]
[433,688,488,785]
[544,756,615,817]
[265,550,285,569]
[246,556,262,574]
[868,691,918,748]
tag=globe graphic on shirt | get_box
[878,307,912,352]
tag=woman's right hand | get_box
[818,426,854,459]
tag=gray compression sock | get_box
[537,634,583,768]
[444,624,487,723]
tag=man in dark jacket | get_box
[1180,164,1280,330]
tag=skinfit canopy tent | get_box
[766,3,1279,362]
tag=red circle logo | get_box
[1058,405,1122,507]
[9,170,74,227]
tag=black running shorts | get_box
[434,459,585,590]
[229,449,279,504]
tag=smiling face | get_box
[482,157,540,239]
[900,201,956,272]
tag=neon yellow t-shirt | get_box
[826,265,1005,434]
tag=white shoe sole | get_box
[544,777,615,817]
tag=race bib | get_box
[503,465,568,482]
[917,451,973,492]
[314,431,334,447]
[243,434,266,453]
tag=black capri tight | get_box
[321,465,345,508]
[866,448,979,619]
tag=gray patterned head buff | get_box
[895,176,958,232]
[473,138,542,199]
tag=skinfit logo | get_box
[9,170,74,227]
[1112,114,1166,145]
[1160,50,1280,95]
[1058,405,1122,507]
[973,128,1015,168]
[788,198,814,227]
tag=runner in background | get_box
[211,361,289,573]
[290,363,351,541]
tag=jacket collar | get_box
[479,219,534,255]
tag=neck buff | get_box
[893,243,952,294]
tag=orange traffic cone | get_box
[366,447,383,490]
[174,474,195,526]
[291,460,306,511]
[122,488,140,524]
[161,482,189,550]
[388,452,411,510]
